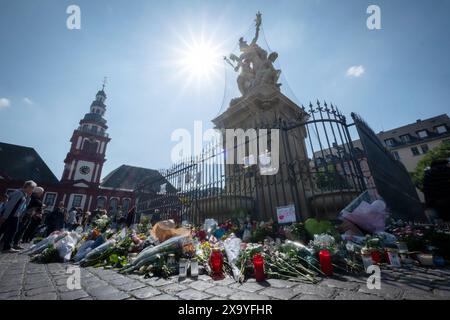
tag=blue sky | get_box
[1,0,449,179]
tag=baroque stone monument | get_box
[212,12,312,221]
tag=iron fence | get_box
[136,102,370,223]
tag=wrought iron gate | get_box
[135,102,370,223]
[351,113,425,221]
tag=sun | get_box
[177,37,222,84]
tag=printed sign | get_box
[276,204,296,224]
[387,251,402,267]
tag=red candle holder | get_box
[253,253,265,282]
[210,249,224,279]
[319,249,333,276]
[371,250,381,264]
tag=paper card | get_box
[276,204,296,224]
[388,252,402,267]
[362,255,374,271]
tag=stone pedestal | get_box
[212,86,312,221]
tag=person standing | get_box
[0,194,9,213]
[81,211,92,231]
[423,159,450,222]
[0,181,36,253]
[67,207,78,231]
[12,186,45,248]
[126,206,136,228]
[45,202,66,236]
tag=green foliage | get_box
[31,245,60,263]
[412,141,450,191]
[315,165,350,191]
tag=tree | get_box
[412,141,450,191]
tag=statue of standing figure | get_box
[225,12,281,96]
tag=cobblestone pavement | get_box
[1,252,450,300]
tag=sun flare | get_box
[178,38,222,83]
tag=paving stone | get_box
[197,274,214,282]
[24,292,58,300]
[229,281,267,293]
[432,289,450,299]
[357,283,403,299]
[402,289,438,300]
[205,285,236,298]
[160,283,189,295]
[209,296,228,300]
[0,279,23,287]
[82,278,109,290]
[293,283,336,298]
[60,290,90,300]
[320,278,360,291]
[0,285,22,293]
[334,291,384,300]
[146,294,179,300]
[229,291,270,300]
[264,278,297,288]
[130,287,161,299]
[176,289,212,300]
[211,277,236,286]
[0,290,21,299]
[24,286,55,297]
[86,285,130,300]
[293,294,332,300]
[260,287,297,300]
[108,276,132,286]
[24,280,53,290]
[143,277,175,287]
[115,280,146,292]
[188,280,216,291]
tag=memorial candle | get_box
[319,249,333,276]
[210,249,223,275]
[253,253,265,282]
[371,250,381,264]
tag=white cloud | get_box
[346,65,365,78]
[23,97,34,105]
[0,98,11,110]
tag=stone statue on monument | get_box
[224,12,281,98]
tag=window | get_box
[400,135,411,143]
[417,130,428,138]
[122,198,131,212]
[44,193,57,207]
[411,147,420,156]
[420,144,429,154]
[392,151,400,160]
[435,125,447,134]
[109,198,118,211]
[97,197,106,209]
[385,139,395,147]
[72,195,83,208]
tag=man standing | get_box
[0,181,36,253]
[12,186,45,248]
[67,207,78,231]
[423,159,450,222]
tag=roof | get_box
[96,90,107,98]
[313,113,450,158]
[100,165,163,191]
[378,114,450,144]
[0,142,59,184]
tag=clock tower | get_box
[61,85,111,187]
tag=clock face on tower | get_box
[79,165,91,175]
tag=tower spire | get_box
[102,76,107,91]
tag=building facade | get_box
[377,114,450,172]
[0,87,161,213]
